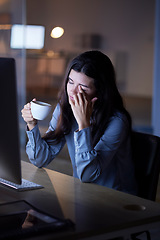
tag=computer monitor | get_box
[0,58,21,184]
[0,58,43,191]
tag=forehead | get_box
[69,69,95,87]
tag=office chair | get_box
[130,131,160,240]
[131,131,160,201]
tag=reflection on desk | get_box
[0,200,73,239]
[0,160,160,240]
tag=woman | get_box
[21,50,137,195]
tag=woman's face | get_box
[67,69,97,102]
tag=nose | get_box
[71,85,79,95]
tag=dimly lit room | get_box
[0,0,160,239]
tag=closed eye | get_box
[68,78,74,84]
[68,77,90,92]
[81,87,87,92]
[79,84,90,92]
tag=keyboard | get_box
[0,178,43,191]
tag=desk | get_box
[0,161,160,240]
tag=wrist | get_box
[79,122,90,131]
[27,120,37,131]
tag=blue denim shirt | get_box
[26,104,137,195]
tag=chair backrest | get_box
[131,131,160,201]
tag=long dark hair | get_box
[43,50,131,146]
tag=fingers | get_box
[69,88,86,107]
[21,108,33,122]
[79,86,86,103]
[73,94,79,105]
[32,98,36,102]
[91,97,98,107]
[24,102,31,110]
[21,99,34,124]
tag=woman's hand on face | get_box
[69,86,97,131]
[21,98,37,130]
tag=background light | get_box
[50,27,64,39]
[10,24,45,49]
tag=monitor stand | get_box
[0,178,43,191]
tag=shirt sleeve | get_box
[26,104,66,168]
[74,114,130,182]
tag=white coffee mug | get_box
[31,100,52,120]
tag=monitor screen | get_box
[10,24,45,49]
[0,58,21,184]
[0,58,43,191]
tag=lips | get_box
[69,96,74,101]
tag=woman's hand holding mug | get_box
[21,98,37,131]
